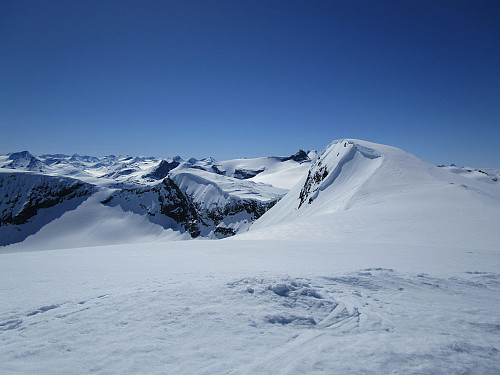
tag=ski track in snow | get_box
[1,265,499,374]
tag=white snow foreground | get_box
[1,139,500,374]
[1,241,499,374]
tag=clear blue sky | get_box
[1,0,499,167]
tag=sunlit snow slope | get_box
[1,150,311,248]
[1,139,499,375]
[244,139,500,249]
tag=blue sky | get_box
[1,1,499,167]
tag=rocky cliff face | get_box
[101,177,202,238]
[298,163,329,208]
[0,172,95,246]
[101,177,280,239]
[143,160,181,180]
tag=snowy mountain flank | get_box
[0,149,311,247]
[1,140,500,375]
[244,139,500,250]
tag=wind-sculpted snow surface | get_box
[1,241,499,374]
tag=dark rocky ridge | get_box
[143,160,181,180]
[298,164,329,208]
[0,173,96,246]
[279,149,309,163]
[102,177,279,238]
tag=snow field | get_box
[1,139,500,374]
[1,240,499,374]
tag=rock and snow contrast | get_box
[1,150,308,247]
[1,139,499,374]
[245,140,500,249]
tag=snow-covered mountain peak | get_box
[2,150,44,171]
[254,138,435,225]
[8,150,35,160]
[298,140,382,208]
[246,139,500,250]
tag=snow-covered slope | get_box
[440,164,499,183]
[1,140,499,374]
[215,150,313,189]
[2,190,186,251]
[245,139,500,250]
[0,170,96,246]
[1,237,499,374]
[0,149,309,247]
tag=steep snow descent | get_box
[297,140,382,210]
[245,139,500,250]
[250,140,383,228]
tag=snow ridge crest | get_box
[298,140,381,208]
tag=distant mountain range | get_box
[1,141,499,250]
[0,149,313,247]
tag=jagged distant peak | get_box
[41,153,69,158]
[8,150,35,160]
[271,149,313,163]
[3,150,45,172]
[284,149,309,162]
[201,156,217,163]
[143,159,180,180]
[69,154,100,163]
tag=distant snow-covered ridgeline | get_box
[0,149,312,248]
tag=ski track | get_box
[1,269,499,374]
